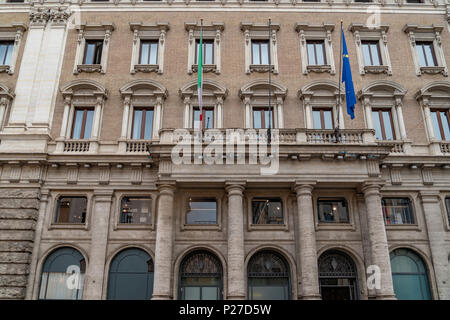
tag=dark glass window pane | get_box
[72,109,84,139]
[120,197,152,224]
[71,108,94,139]
[84,40,103,64]
[382,198,415,225]
[431,110,450,141]
[382,110,394,140]
[196,40,214,65]
[445,198,450,225]
[253,108,273,129]
[372,111,383,140]
[252,198,283,224]
[313,108,333,129]
[372,109,395,140]
[193,107,214,129]
[186,199,217,225]
[0,41,14,65]
[132,110,143,139]
[439,111,450,140]
[55,197,87,223]
[132,108,154,139]
[83,110,94,139]
[204,109,214,129]
[318,199,349,223]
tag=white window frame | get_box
[349,23,392,76]
[0,84,14,130]
[403,24,448,77]
[73,23,115,75]
[295,23,336,75]
[185,22,224,75]
[0,23,26,75]
[240,22,279,75]
[129,22,169,74]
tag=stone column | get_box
[294,182,321,300]
[419,192,449,300]
[152,182,176,300]
[225,182,246,300]
[361,182,396,299]
[83,191,113,299]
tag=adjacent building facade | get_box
[0,0,449,300]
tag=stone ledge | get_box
[0,275,28,287]
[0,241,33,253]
[0,252,31,264]
[0,199,40,210]
[0,219,36,231]
[0,263,30,275]
[0,287,26,299]
[0,209,38,220]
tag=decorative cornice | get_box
[295,22,335,33]
[240,22,280,32]
[348,23,389,33]
[129,21,170,32]
[402,23,444,34]
[185,22,224,32]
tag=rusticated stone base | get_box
[0,188,39,300]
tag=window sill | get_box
[76,64,103,74]
[249,64,274,73]
[181,223,221,231]
[248,224,288,232]
[0,65,11,74]
[316,222,355,231]
[114,223,154,231]
[420,66,447,76]
[133,64,161,74]
[385,224,421,231]
[192,64,218,74]
[306,64,332,74]
[49,223,88,230]
[363,65,390,75]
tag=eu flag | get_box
[341,30,356,119]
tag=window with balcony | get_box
[404,24,448,76]
[253,107,274,129]
[193,107,214,129]
[131,108,154,140]
[71,108,94,140]
[0,41,14,66]
[186,198,218,225]
[306,40,326,66]
[372,109,395,140]
[120,197,152,224]
[54,197,87,224]
[251,198,283,225]
[312,108,334,130]
[430,109,450,141]
[382,198,415,225]
[317,198,349,223]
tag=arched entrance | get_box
[247,250,291,300]
[390,248,432,300]
[107,248,154,300]
[179,250,223,300]
[318,250,359,300]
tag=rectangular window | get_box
[253,107,273,129]
[362,41,382,66]
[131,108,154,140]
[139,41,158,65]
[120,197,152,224]
[55,197,87,224]
[83,40,103,65]
[251,40,270,65]
[186,198,217,225]
[317,198,350,223]
[0,41,14,66]
[415,42,437,67]
[382,198,415,225]
[312,108,333,129]
[71,108,94,139]
[251,198,283,225]
[372,109,395,140]
[430,109,450,141]
[196,39,214,65]
[446,198,450,225]
[193,107,214,129]
[307,40,326,65]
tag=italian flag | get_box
[197,22,203,130]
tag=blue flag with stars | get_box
[341,30,356,119]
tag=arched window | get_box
[247,250,290,300]
[318,250,358,300]
[179,250,223,300]
[107,248,154,300]
[39,247,85,300]
[390,248,431,300]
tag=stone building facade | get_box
[0,0,449,300]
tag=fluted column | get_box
[84,190,113,299]
[225,181,246,300]
[152,182,176,300]
[294,182,321,300]
[361,182,396,299]
[420,192,449,300]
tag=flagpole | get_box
[268,18,272,145]
[336,20,343,143]
[199,19,203,134]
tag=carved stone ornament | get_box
[364,65,390,74]
[307,65,332,73]
[134,64,160,73]
[77,64,103,73]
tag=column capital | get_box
[419,191,440,203]
[225,181,246,195]
[293,181,316,196]
[156,181,176,195]
[360,180,385,196]
[93,189,114,202]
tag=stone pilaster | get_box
[294,181,321,300]
[225,181,246,300]
[83,190,113,300]
[152,182,176,300]
[361,181,396,299]
[419,192,449,300]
